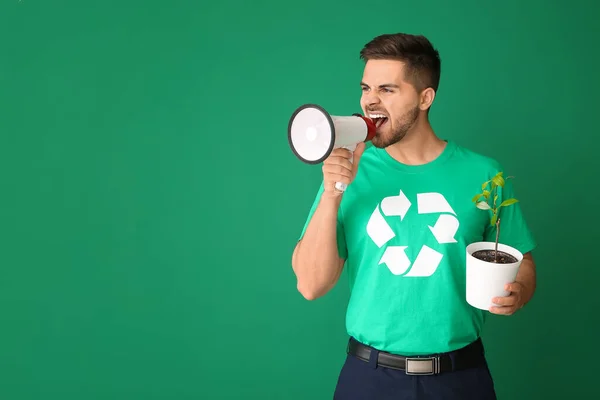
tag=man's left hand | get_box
[489,282,525,315]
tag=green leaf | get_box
[476,201,491,210]
[472,193,483,203]
[500,198,519,207]
[481,180,490,190]
[492,174,505,188]
[483,190,490,199]
[491,214,498,226]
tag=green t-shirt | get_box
[298,139,536,356]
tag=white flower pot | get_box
[465,241,523,310]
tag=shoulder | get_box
[450,140,504,174]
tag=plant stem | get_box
[495,218,501,262]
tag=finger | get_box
[322,163,354,179]
[328,148,353,160]
[324,173,352,183]
[352,142,366,172]
[323,155,354,170]
[505,282,522,293]
[489,305,516,315]
[491,295,516,307]
[324,175,352,190]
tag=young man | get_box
[291,33,537,399]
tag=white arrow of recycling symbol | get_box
[366,191,459,277]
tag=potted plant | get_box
[465,171,524,310]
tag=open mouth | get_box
[369,113,388,129]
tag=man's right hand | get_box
[322,142,366,196]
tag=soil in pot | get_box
[472,249,518,264]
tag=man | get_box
[291,33,537,400]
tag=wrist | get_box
[319,191,343,212]
[321,190,343,203]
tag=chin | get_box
[372,136,394,148]
[371,129,403,148]
[371,136,386,148]
[371,131,399,149]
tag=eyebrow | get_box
[360,82,400,89]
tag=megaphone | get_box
[288,103,377,192]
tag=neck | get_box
[385,116,447,165]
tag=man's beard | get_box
[371,105,419,148]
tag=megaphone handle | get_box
[334,144,357,192]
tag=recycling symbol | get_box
[366,190,459,277]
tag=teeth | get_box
[369,114,387,119]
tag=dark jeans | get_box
[333,341,497,400]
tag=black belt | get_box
[347,337,485,375]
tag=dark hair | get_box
[360,33,441,93]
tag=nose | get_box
[362,90,381,108]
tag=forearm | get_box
[292,193,344,300]
[515,252,536,305]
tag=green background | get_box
[1,0,598,399]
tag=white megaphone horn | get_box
[288,103,377,192]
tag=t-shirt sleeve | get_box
[298,181,348,260]
[483,166,537,256]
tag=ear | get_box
[419,88,436,111]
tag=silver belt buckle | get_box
[405,356,440,375]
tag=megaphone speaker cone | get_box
[288,104,376,165]
[288,104,334,164]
